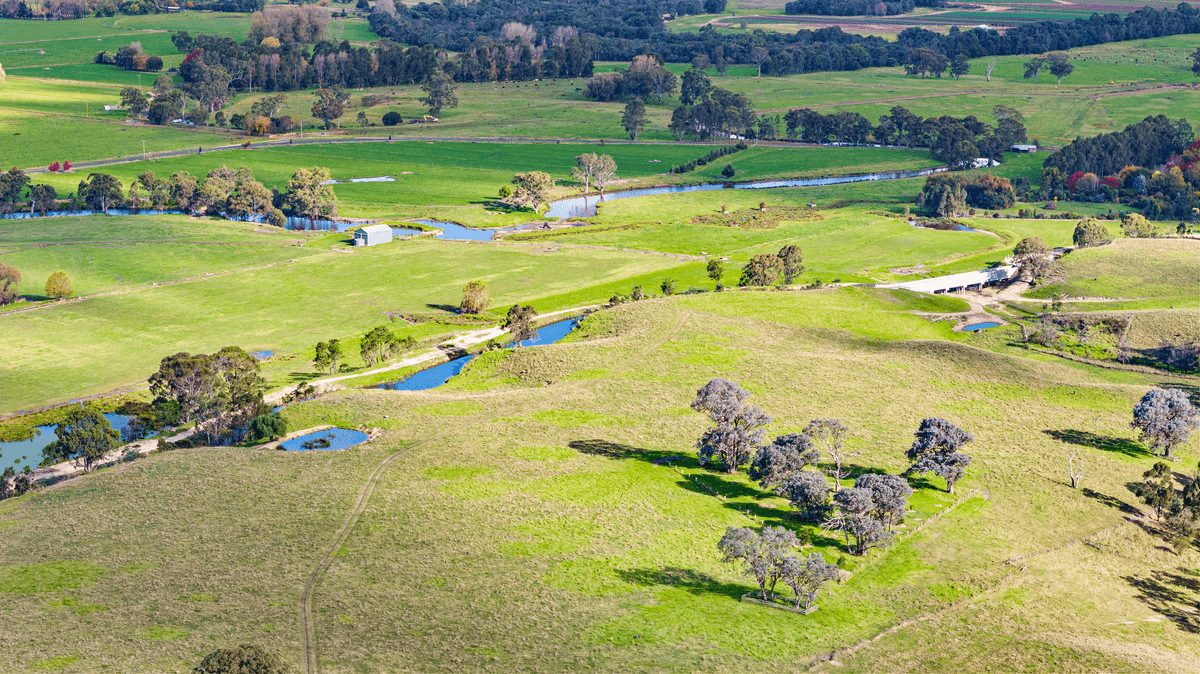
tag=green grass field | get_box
[0,77,233,167]
[0,12,1198,671]
[30,141,939,223]
[2,31,1194,167]
[670,0,1190,39]
[0,214,318,297]
[0,288,1196,671]
[1027,238,1200,310]
[0,223,700,413]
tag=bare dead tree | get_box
[986,58,997,82]
[804,419,856,492]
[1068,448,1084,489]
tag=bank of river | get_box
[0,413,134,472]
[378,317,580,391]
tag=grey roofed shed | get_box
[354,224,393,247]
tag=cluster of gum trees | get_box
[500,152,616,212]
[718,526,839,611]
[312,325,418,374]
[362,0,1197,79]
[693,378,975,560]
[0,165,335,227]
[148,346,269,446]
[1129,389,1200,553]
[738,245,804,288]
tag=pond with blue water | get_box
[0,413,136,471]
[963,322,1001,332]
[405,219,522,241]
[379,317,579,391]
[279,428,370,451]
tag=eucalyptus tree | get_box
[905,417,973,493]
[803,418,853,491]
[1132,388,1200,459]
[748,433,819,489]
[779,552,839,611]
[42,406,120,472]
[691,378,771,473]
[717,526,798,602]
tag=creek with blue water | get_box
[378,317,579,391]
[0,413,136,472]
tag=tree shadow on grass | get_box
[567,439,681,464]
[1125,567,1200,634]
[425,303,460,313]
[1158,382,1200,403]
[615,566,748,601]
[1044,429,1150,459]
[286,372,320,384]
[1081,487,1141,515]
[570,439,795,522]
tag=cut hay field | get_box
[0,289,1196,672]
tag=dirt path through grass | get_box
[272,305,601,403]
[300,434,442,674]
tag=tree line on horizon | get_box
[368,1,1200,77]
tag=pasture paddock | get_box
[0,291,1195,671]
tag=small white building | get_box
[354,224,393,247]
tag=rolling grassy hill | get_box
[0,288,1195,671]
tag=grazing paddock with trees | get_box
[0,291,1196,671]
[0,233,692,414]
[0,3,1198,670]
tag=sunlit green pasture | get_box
[539,190,999,282]
[1027,238,1200,310]
[0,227,691,413]
[0,290,1195,671]
[0,214,318,297]
[30,141,939,223]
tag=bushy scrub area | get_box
[1,290,1196,671]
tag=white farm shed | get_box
[879,265,1018,294]
[354,224,393,247]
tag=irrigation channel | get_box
[378,317,579,391]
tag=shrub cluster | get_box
[692,206,821,230]
[670,143,747,175]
